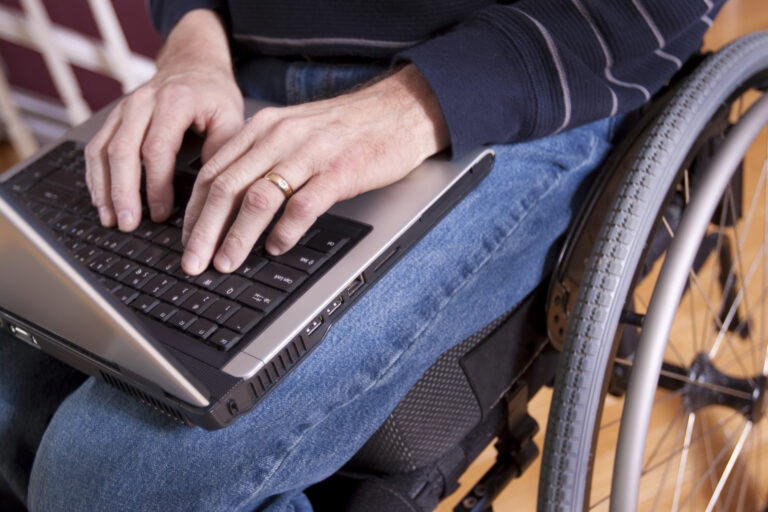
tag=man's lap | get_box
[0,116,618,511]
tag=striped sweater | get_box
[149,0,726,158]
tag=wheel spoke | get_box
[704,422,753,512]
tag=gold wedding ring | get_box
[264,172,294,198]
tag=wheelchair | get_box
[307,30,768,511]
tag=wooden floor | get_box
[437,2,768,511]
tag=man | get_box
[0,1,725,510]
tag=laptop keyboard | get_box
[5,140,369,352]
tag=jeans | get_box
[0,61,623,511]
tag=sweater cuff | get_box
[148,0,226,39]
[396,14,560,159]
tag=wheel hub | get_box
[683,352,768,422]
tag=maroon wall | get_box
[0,0,162,110]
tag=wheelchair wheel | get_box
[539,31,768,511]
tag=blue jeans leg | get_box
[18,116,620,511]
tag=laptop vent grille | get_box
[99,371,192,426]
[250,337,307,400]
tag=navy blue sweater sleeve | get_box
[397,0,726,157]
[148,0,227,39]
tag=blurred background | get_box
[0,0,160,163]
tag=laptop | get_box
[0,99,494,430]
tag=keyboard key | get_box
[48,169,86,191]
[215,275,251,298]
[29,182,76,207]
[132,294,159,313]
[100,231,131,252]
[52,214,78,233]
[71,220,97,238]
[117,288,139,304]
[152,227,181,248]
[141,275,177,297]
[253,263,307,292]
[194,269,227,290]
[150,302,176,322]
[234,254,268,277]
[305,230,348,254]
[88,253,120,273]
[238,283,286,313]
[208,329,240,350]
[137,245,167,267]
[273,246,327,274]
[152,252,180,273]
[105,260,137,281]
[189,318,217,340]
[161,282,198,306]
[201,299,240,324]
[74,246,102,264]
[100,278,122,294]
[182,290,216,314]
[117,238,149,259]
[169,310,197,330]
[134,220,166,240]
[124,266,157,289]
[84,227,112,246]
[224,307,263,334]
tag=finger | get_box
[265,174,339,256]
[107,92,155,231]
[213,166,308,273]
[84,104,123,226]
[142,98,196,222]
[182,107,281,246]
[180,159,268,274]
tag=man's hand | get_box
[180,64,449,275]
[85,9,244,231]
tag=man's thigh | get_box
[27,117,618,512]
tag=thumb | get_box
[201,106,244,162]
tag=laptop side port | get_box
[9,323,38,347]
[325,296,344,317]
[346,274,366,298]
[303,315,324,337]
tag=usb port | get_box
[304,315,324,337]
[325,296,344,317]
[346,274,365,297]
[10,324,37,346]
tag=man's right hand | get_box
[85,9,244,231]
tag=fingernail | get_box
[215,254,232,273]
[98,206,111,225]
[182,252,200,274]
[117,210,134,230]
[265,242,282,256]
[150,203,166,220]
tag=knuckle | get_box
[269,225,296,249]
[223,230,249,254]
[287,191,318,220]
[157,82,189,102]
[141,136,168,163]
[84,140,103,162]
[251,106,280,126]
[197,163,220,184]
[106,138,133,161]
[209,176,238,202]
[243,186,275,213]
